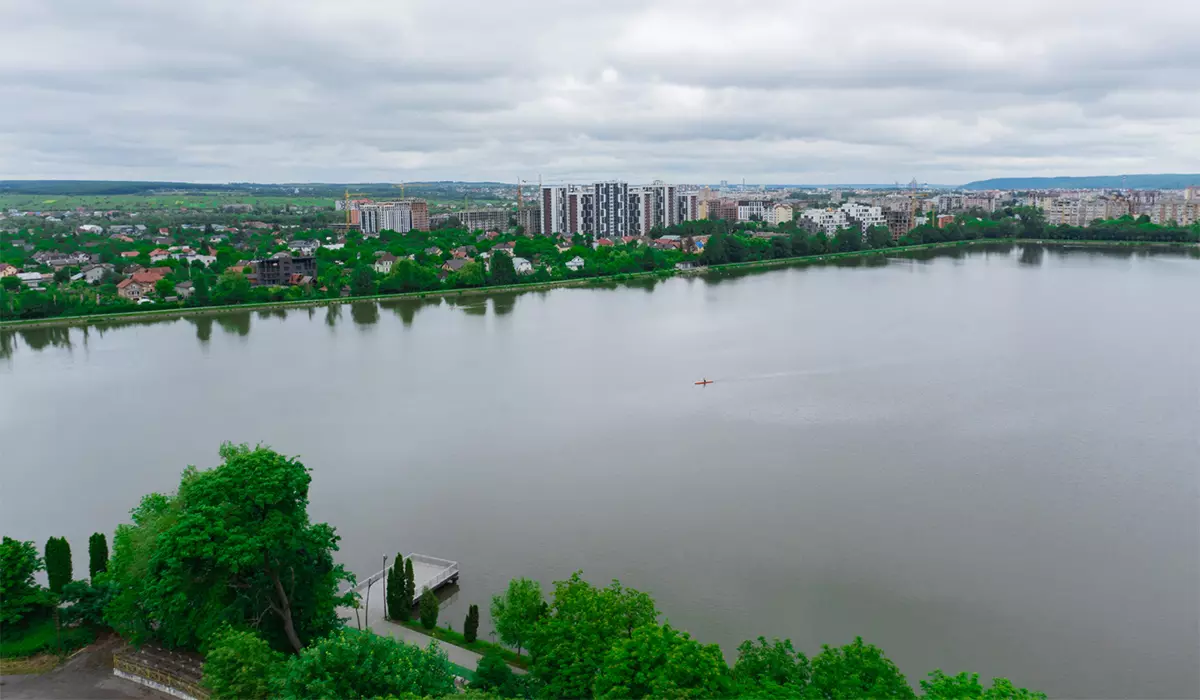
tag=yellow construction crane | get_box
[343,189,367,232]
[394,183,406,199]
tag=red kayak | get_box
[694,379,713,385]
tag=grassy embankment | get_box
[391,619,530,671]
[0,615,95,674]
[2,238,1194,331]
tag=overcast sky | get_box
[2,0,1198,185]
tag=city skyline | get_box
[2,0,1198,184]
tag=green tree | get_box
[641,245,657,271]
[464,603,480,644]
[921,670,1047,700]
[808,636,914,699]
[44,536,72,594]
[867,225,894,249]
[472,648,517,695]
[1,276,19,292]
[88,532,108,579]
[274,630,455,699]
[401,557,415,621]
[699,232,728,265]
[769,236,792,259]
[386,554,405,621]
[213,270,251,305]
[202,626,286,700]
[832,226,863,253]
[490,577,544,657]
[103,443,354,652]
[350,265,375,296]
[732,636,811,696]
[60,576,118,628]
[593,623,732,699]
[529,572,658,698]
[450,261,486,288]
[419,587,439,630]
[0,536,47,625]
[490,251,517,285]
[155,277,175,298]
[191,273,211,306]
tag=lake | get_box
[2,243,1198,698]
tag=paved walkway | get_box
[339,574,526,674]
[0,637,168,700]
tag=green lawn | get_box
[0,615,94,658]
[395,620,529,670]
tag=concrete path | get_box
[0,637,169,700]
[340,574,525,674]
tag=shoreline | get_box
[1,238,1193,331]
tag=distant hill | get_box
[961,174,1200,190]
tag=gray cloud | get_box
[0,0,1197,184]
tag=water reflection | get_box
[379,297,441,326]
[350,302,379,327]
[215,312,251,337]
[19,326,73,352]
[1019,245,1045,266]
[492,293,517,316]
[190,316,214,344]
[0,331,13,360]
[325,304,341,328]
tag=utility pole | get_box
[381,553,389,621]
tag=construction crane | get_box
[394,183,406,199]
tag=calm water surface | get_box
[2,244,1198,698]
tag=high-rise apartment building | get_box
[345,199,430,235]
[540,181,693,237]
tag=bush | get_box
[59,576,118,628]
[202,626,285,700]
[274,629,455,699]
[472,649,517,694]
[419,588,439,630]
[0,615,94,658]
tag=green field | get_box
[0,193,333,212]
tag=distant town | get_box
[1,179,1198,322]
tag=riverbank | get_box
[2,238,1193,330]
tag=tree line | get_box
[0,442,1049,698]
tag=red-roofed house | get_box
[117,269,166,301]
[149,248,170,262]
[596,238,614,247]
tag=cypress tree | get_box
[88,533,108,579]
[44,536,72,594]
[464,604,480,643]
[385,554,404,620]
[399,557,415,620]
[419,588,439,630]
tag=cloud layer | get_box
[2,0,1198,184]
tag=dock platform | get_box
[345,553,459,615]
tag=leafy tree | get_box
[0,536,47,625]
[464,603,480,644]
[386,554,405,621]
[832,226,863,253]
[726,234,748,263]
[641,245,657,271]
[191,273,211,306]
[60,576,118,628]
[489,250,517,285]
[213,270,251,305]
[770,236,792,259]
[529,572,658,698]
[419,587,439,630]
[867,225,894,249]
[202,626,286,700]
[350,265,375,296]
[450,261,486,288]
[732,636,811,696]
[104,443,354,652]
[472,648,517,695]
[274,630,455,699]
[491,577,544,657]
[1,276,19,291]
[921,670,1047,700]
[88,532,108,579]
[155,277,176,298]
[808,636,914,699]
[699,232,728,265]
[593,623,732,699]
[44,536,72,594]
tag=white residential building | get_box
[511,256,533,275]
[565,255,585,272]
